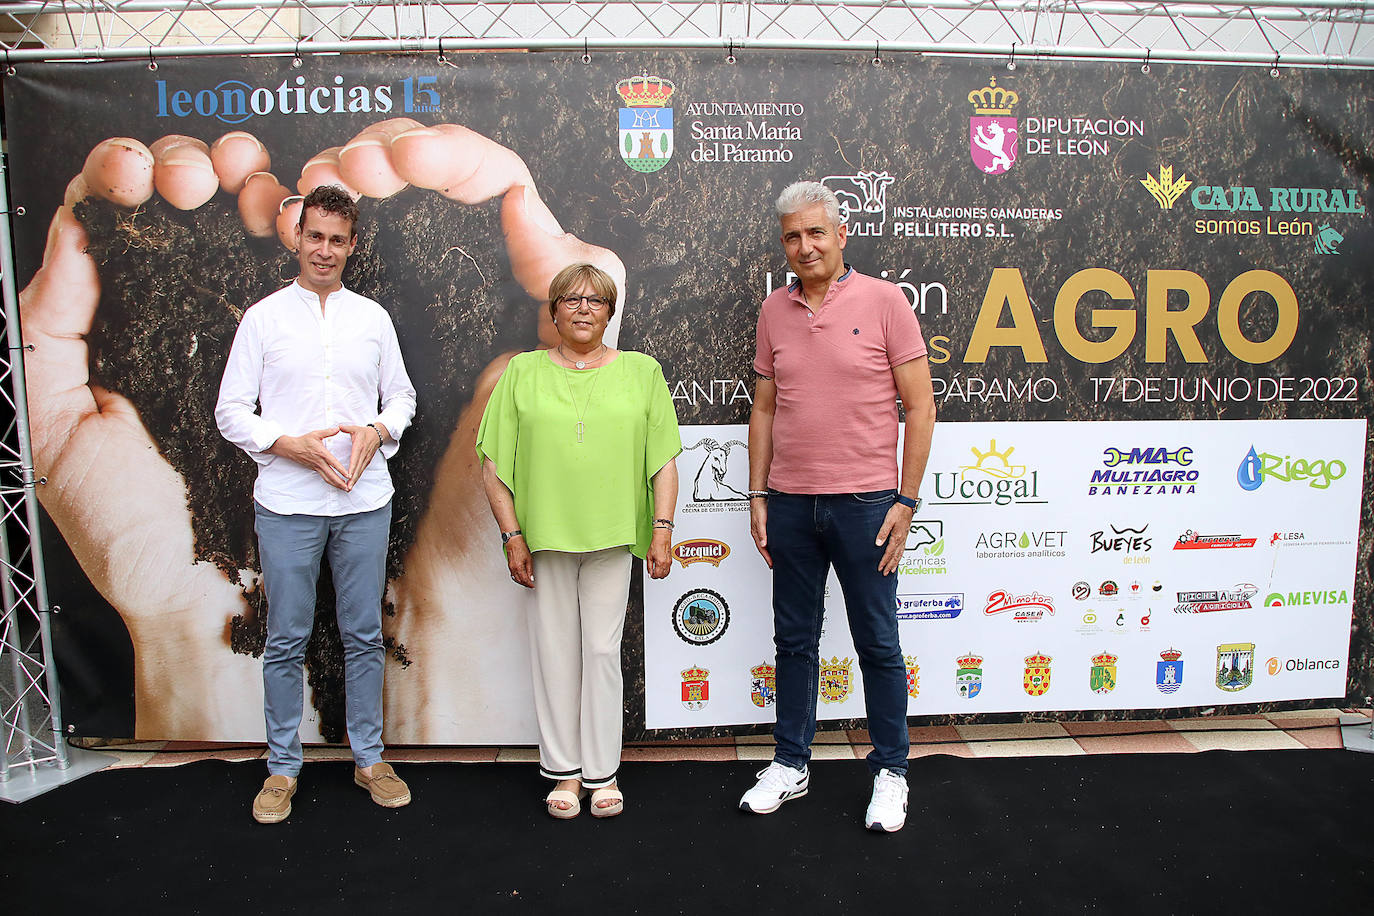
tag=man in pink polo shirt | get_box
[738,180,936,832]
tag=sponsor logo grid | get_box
[642,420,1361,728]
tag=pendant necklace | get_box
[558,346,607,443]
[559,343,605,371]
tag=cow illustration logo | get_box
[617,74,675,173]
[671,588,729,646]
[821,171,894,237]
[968,77,1019,175]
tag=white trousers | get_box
[528,547,633,789]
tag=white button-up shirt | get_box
[215,281,417,516]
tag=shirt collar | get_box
[787,263,854,294]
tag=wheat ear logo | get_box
[1140,165,1192,209]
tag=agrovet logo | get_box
[617,74,675,173]
[156,75,440,123]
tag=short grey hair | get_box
[775,180,841,227]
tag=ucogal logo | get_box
[155,76,440,124]
[671,539,730,568]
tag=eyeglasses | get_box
[557,295,610,311]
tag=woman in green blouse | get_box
[476,262,681,819]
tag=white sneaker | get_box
[864,769,908,832]
[738,761,809,814]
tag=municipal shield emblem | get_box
[904,655,920,699]
[1090,652,1118,695]
[1215,643,1255,692]
[818,656,853,704]
[617,74,675,173]
[1157,649,1184,694]
[681,666,709,710]
[750,663,777,708]
[1024,652,1052,696]
[956,653,983,699]
[967,77,1019,175]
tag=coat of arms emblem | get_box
[1215,643,1255,692]
[904,655,920,699]
[681,666,710,710]
[1156,648,1184,694]
[750,663,777,708]
[1024,652,1052,696]
[1090,652,1118,695]
[818,656,853,704]
[968,77,1019,175]
[956,653,983,699]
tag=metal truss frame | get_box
[0,2,1368,67]
[0,0,1370,799]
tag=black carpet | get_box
[3,751,1372,912]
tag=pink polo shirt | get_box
[754,268,927,493]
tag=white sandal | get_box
[545,787,585,819]
[589,785,623,818]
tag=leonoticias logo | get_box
[155,75,440,123]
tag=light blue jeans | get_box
[254,501,390,777]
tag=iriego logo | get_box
[1237,446,1347,491]
[155,75,439,124]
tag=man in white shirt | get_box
[216,185,418,824]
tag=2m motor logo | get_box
[1088,446,1198,496]
[984,589,1054,623]
[617,74,675,173]
[1237,446,1347,491]
[155,75,436,123]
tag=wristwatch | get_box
[894,494,921,510]
[500,529,524,544]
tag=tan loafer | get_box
[354,762,411,808]
[252,774,297,824]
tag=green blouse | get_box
[475,350,682,559]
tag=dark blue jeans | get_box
[767,490,909,776]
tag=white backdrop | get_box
[646,419,1366,729]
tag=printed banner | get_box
[3,52,1369,742]
[646,419,1365,727]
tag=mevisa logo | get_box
[155,75,441,124]
[1263,589,1349,607]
